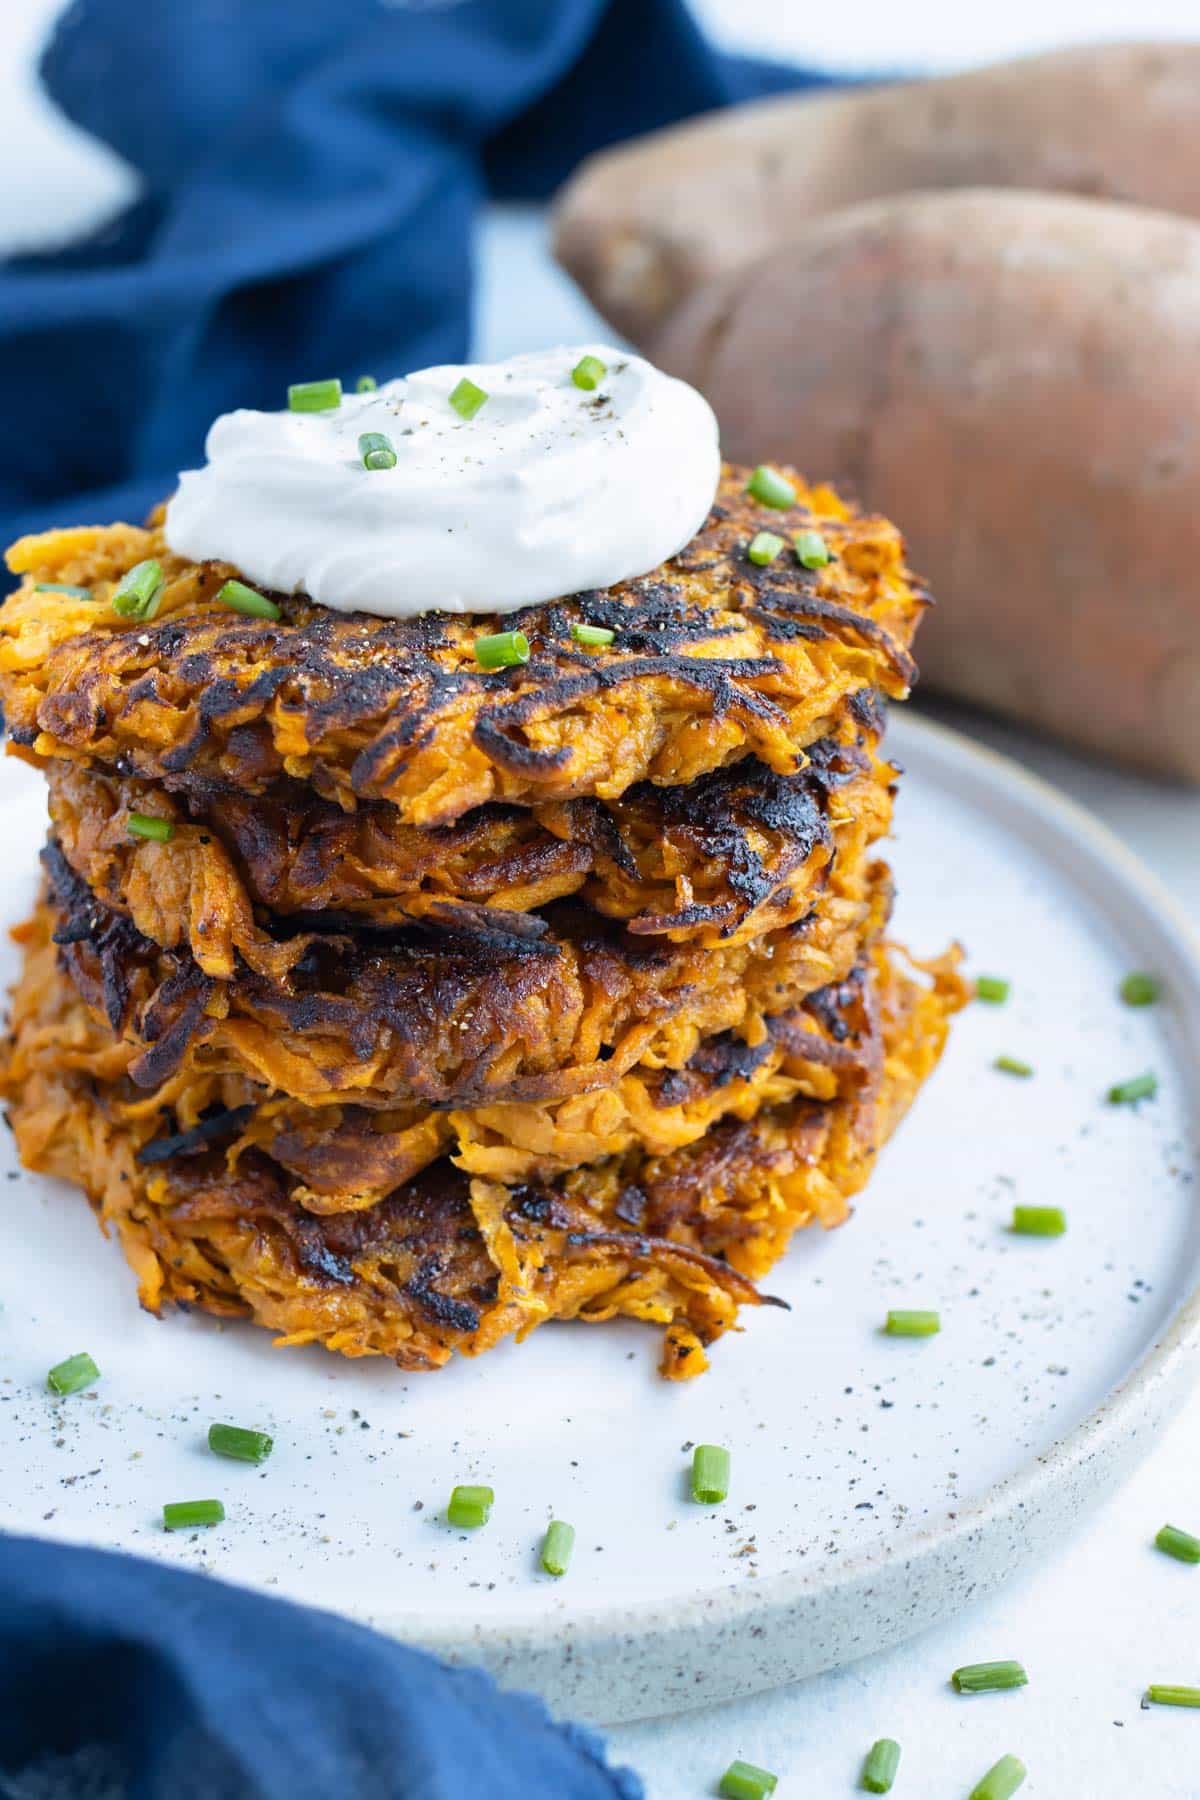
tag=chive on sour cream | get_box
[164,347,721,618]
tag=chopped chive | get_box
[34,582,92,599]
[288,378,341,412]
[1156,1524,1200,1564]
[747,530,785,566]
[163,1499,224,1531]
[127,812,174,844]
[1108,1071,1157,1106]
[571,354,608,391]
[952,1660,1028,1694]
[1146,1685,1200,1708]
[208,1422,273,1465]
[358,430,397,471]
[541,1519,575,1576]
[975,975,1010,1004]
[691,1444,731,1504]
[473,629,530,670]
[570,622,615,647]
[969,1754,1027,1800]
[216,578,282,621]
[994,1055,1033,1079]
[355,374,378,393]
[794,528,834,569]
[1011,1205,1066,1238]
[111,558,164,620]
[47,1352,100,1396]
[885,1310,940,1338]
[449,377,488,420]
[746,465,796,509]
[862,1738,901,1793]
[447,1484,494,1529]
[718,1760,777,1800]
[1120,971,1160,1006]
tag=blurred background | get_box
[3,0,1199,255]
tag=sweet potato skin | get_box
[554,42,1200,342]
[652,189,1200,779]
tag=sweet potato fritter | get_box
[1,468,926,827]
[44,713,894,972]
[42,836,894,1107]
[8,904,896,1206]
[3,923,966,1377]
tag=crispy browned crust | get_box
[41,832,896,1106]
[43,713,895,973]
[1,468,927,826]
[6,901,894,1206]
[2,922,967,1377]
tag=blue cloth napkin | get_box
[0,1532,643,1799]
[0,0,833,541]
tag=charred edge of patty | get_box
[466,653,789,781]
[212,725,869,917]
[629,733,866,922]
[166,1148,776,1330]
[133,627,792,787]
[34,478,916,800]
[503,1182,774,1309]
[123,953,876,1219]
[45,836,154,1032]
[40,838,773,1094]
[44,827,566,980]
[137,1103,257,1165]
[235,731,865,932]
[51,719,878,951]
[745,588,917,687]
[47,812,807,1012]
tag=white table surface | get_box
[476,208,1200,1799]
[6,2,1200,1791]
[608,715,1200,1800]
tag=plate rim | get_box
[345,711,1200,1714]
[9,713,1200,1721]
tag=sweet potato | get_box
[554,42,1200,343]
[651,189,1200,780]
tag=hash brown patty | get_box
[43,715,894,973]
[42,836,894,1107]
[1,468,926,826]
[3,925,965,1377]
[10,902,902,1205]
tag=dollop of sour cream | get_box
[164,347,720,617]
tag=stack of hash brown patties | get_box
[0,466,965,1378]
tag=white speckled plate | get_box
[2,713,1199,1725]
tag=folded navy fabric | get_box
[0,1532,644,1799]
[0,0,831,539]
